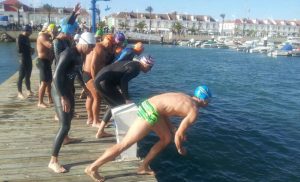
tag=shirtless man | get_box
[36,23,56,108]
[83,34,115,127]
[85,85,212,182]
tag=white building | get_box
[0,0,90,26]
[221,18,300,37]
[106,11,219,35]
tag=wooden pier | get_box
[0,66,157,182]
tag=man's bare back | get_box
[83,42,114,78]
[149,92,199,118]
[36,32,53,60]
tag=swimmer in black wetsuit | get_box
[48,32,96,173]
[94,56,154,138]
[17,25,34,99]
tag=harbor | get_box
[0,65,157,182]
[1,0,300,181]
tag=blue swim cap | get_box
[194,85,212,101]
[60,23,78,35]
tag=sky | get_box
[22,0,300,21]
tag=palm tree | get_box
[171,21,183,35]
[118,22,128,30]
[11,1,22,27]
[43,4,53,23]
[242,18,248,36]
[145,6,153,33]
[135,21,147,32]
[220,13,225,35]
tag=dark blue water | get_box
[0,43,20,84]
[130,45,300,182]
[1,43,300,181]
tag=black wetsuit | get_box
[51,47,84,157]
[53,38,71,66]
[94,60,141,123]
[17,34,32,93]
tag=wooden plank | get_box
[0,66,156,182]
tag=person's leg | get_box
[85,118,152,181]
[46,82,53,104]
[96,81,125,138]
[38,81,48,108]
[25,62,33,96]
[91,87,101,127]
[48,89,72,173]
[46,62,53,104]
[17,63,26,98]
[85,80,94,125]
[137,116,172,175]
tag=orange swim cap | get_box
[103,34,114,43]
[115,46,123,54]
[133,42,144,53]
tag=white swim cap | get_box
[74,34,80,40]
[78,32,96,45]
[42,22,49,30]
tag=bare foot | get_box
[86,119,93,126]
[137,166,155,176]
[79,90,86,99]
[85,166,105,182]
[27,91,34,96]
[54,114,59,121]
[37,103,49,108]
[92,122,101,128]
[17,93,25,99]
[63,137,81,145]
[48,162,67,173]
[95,131,114,139]
[48,98,53,104]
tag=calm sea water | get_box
[0,43,20,84]
[1,43,300,181]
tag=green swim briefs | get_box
[137,100,159,126]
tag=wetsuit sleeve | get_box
[17,35,30,54]
[66,11,77,25]
[75,67,86,88]
[120,63,140,99]
[115,50,129,62]
[54,50,71,96]
[17,35,24,53]
[53,39,60,62]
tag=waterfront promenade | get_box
[0,66,157,182]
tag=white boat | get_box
[216,43,229,49]
[269,50,292,57]
[292,49,300,57]
[200,40,217,48]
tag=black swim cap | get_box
[23,25,32,32]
